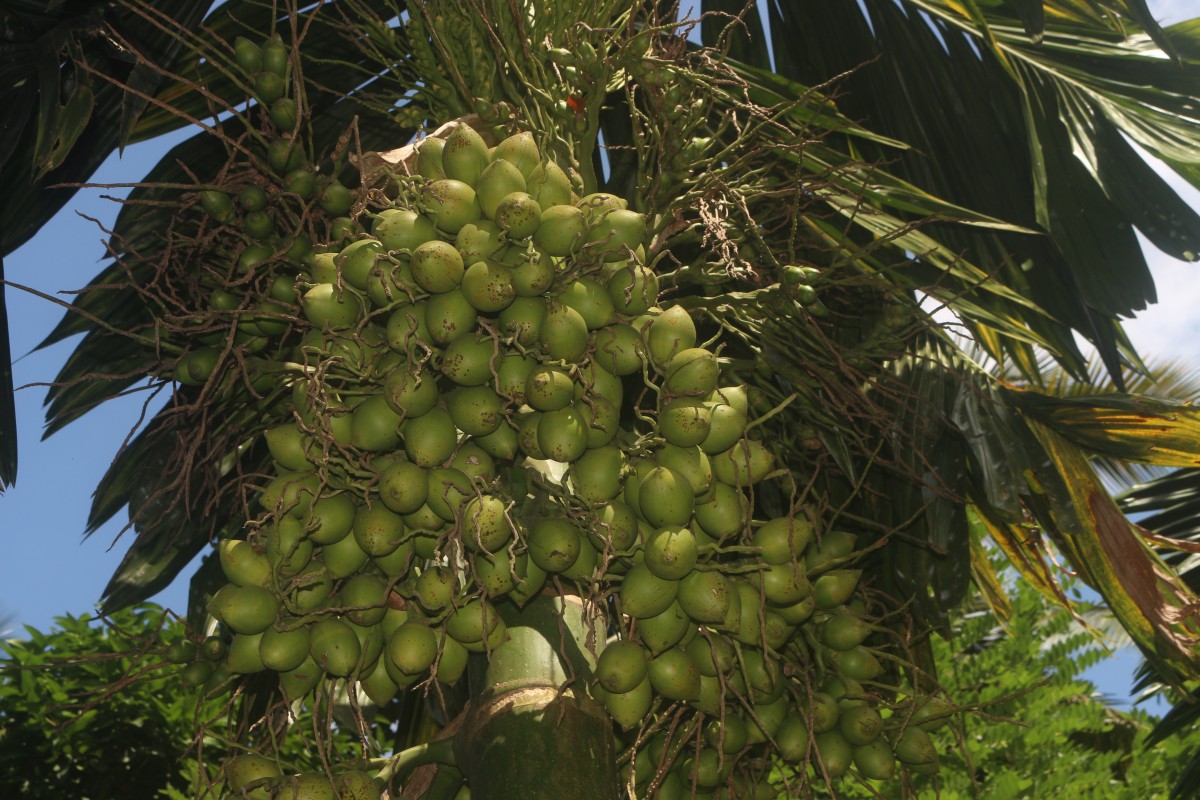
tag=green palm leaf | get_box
[762,0,1200,383]
[0,0,212,489]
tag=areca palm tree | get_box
[13,0,1200,796]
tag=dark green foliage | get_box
[0,605,356,799]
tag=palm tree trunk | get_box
[451,593,617,800]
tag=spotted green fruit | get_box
[226,633,266,674]
[834,645,884,681]
[233,37,262,75]
[411,239,465,294]
[446,599,503,646]
[174,345,220,386]
[603,675,653,731]
[423,179,481,234]
[644,527,698,581]
[341,573,389,626]
[647,305,697,368]
[637,467,695,528]
[815,731,854,778]
[378,459,428,514]
[638,601,690,654]
[322,528,371,579]
[352,501,410,556]
[570,445,624,504]
[577,192,626,217]
[209,585,278,635]
[585,209,645,262]
[265,517,312,576]
[260,34,289,77]
[494,192,542,238]
[373,208,438,251]
[527,517,582,573]
[384,366,439,418]
[893,726,938,765]
[416,136,446,180]
[224,754,281,800]
[259,625,311,672]
[319,179,354,217]
[527,161,575,209]
[596,640,648,694]
[442,334,496,386]
[473,548,519,595]
[387,621,438,675]
[592,323,644,376]
[663,348,719,397]
[607,265,658,315]
[509,247,556,296]
[822,610,871,651]
[840,704,884,746]
[711,439,775,485]
[268,137,305,174]
[351,394,403,452]
[270,96,297,130]
[813,569,862,609]
[620,563,679,618]
[911,695,955,732]
[533,205,587,256]
[678,570,732,625]
[538,302,589,362]
[525,365,574,411]
[536,405,589,462]
[403,407,458,467]
[751,561,811,606]
[302,283,366,330]
[178,662,214,690]
[460,260,516,313]
[442,124,490,185]
[425,290,478,345]
[477,159,526,218]
[491,131,540,178]
[455,220,503,265]
[336,238,384,290]
[284,167,316,198]
[559,277,615,330]
[685,633,735,678]
[855,740,896,780]
[309,619,362,677]
[592,502,639,552]
[647,647,700,701]
[218,540,270,588]
[304,492,357,546]
[655,444,712,497]
[448,385,505,436]
[805,530,858,572]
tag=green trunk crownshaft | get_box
[453,594,616,800]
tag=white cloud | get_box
[1121,146,1200,367]
[1125,247,1200,366]
[1149,0,1194,25]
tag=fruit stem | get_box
[696,543,761,556]
[376,736,457,782]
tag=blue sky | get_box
[3,127,196,632]
[2,1,1196,716]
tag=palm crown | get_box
[5,0,1200,795]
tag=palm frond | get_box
[764,0,1200,384]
